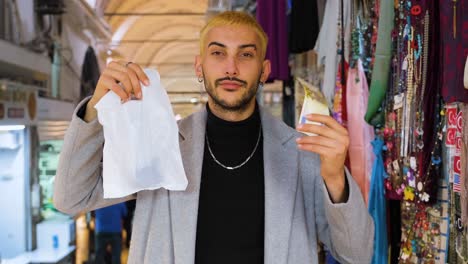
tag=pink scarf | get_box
[346,59,375,205]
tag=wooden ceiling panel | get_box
[111,42,198,67]
[105,0,207,31]
[103,0,208,97]
[115,18,204,41]
[132,41,199,66]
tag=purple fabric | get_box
[256,0,289,81]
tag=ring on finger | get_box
[125,61,133,68]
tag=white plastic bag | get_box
[95,68,188,198]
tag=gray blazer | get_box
[54,99,374,264]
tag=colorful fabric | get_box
[364,0,394,126]
[257,0,289,81]
[333,60,349,126]
[346,59,375,205]
[368,138,388,264]
[315,0,351,106]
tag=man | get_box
[54,11,374,264]
[93,203,127,264]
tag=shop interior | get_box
[0,0,467,263]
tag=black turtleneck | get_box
[195,104,265,264]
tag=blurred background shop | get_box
[1,0,467,264]
[0,1,284,263]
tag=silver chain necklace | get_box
[205,126,262,170]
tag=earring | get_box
[198,76,203,83]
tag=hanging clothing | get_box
[257,0,289,81]
[289,0,319,54]
[80,46,100,101]
[439,0,468,103]
[368,138,388,264]
[314,0,351,106]
[346,59,375,205]
[316,0,327,27]
[332,60,348,126]
[364,0,394,126]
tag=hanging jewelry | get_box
[414,11,430,153]
[402,27,415,158]
[453,0,457,39]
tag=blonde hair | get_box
[199,11,268,60]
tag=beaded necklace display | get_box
[452,0,457,39]
[361,0,378,81]
[384,0,432,203]
[377,1,464,262]
[400,99,445,262]
[402,27,414,158]
[412,11,429,155]
[383,0,405,198]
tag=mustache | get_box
[215,77,247,86]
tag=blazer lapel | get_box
[261,109,299,264]
[169,109,207,264]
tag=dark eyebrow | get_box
[207,42,257,50]
[208,42,226,48]
[239,44,257,50]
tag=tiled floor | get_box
[75,214,129,264]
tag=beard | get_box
[203,74,261,112]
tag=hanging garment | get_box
[289,0,319,54]
[439,0,468,103]
[368,138,388,264]
[257,0,289,81]
[316,0,327,27]
[346,59,375,205]
[364,0,394,126]
[80,46,101,101]
[332,60,348,126]
[314,0,351,106]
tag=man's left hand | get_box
[296,114,349,203]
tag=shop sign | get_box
[0,80,38,125]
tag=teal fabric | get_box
[368,138,388,263]
[364,0,394,125]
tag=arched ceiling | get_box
[102,0,208,95]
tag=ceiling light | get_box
[0,125,25,131]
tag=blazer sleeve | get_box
[53,97,134,216]
[300,151,374,264]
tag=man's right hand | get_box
[84,61,150,122]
